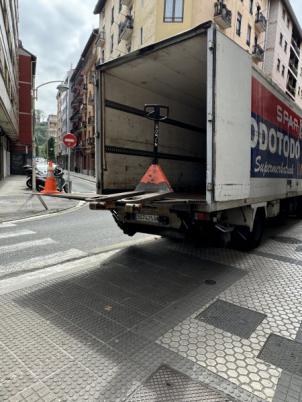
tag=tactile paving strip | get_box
[196,299,266,339]
[258,333,302,376]
[127,365,236,402]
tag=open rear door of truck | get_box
[213,31,251,202]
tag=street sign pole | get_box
[63,133,77,193]
[67,147,71,193]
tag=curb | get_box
[67,172,96,184]
[0,200,86,224]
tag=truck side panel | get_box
[250,68,302,199]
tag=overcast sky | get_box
[19,0,98,118]
[19,0,302,119]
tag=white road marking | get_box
[0,250,119,294]
[0,249,88,274]
[0,238,56,254]
[0,223,16,228]
[0,229,35,240]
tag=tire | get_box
[26,177,32,189]
[63,183,68,193]
[232,210,265,250]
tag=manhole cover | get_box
[127,365,235,401]
[196,299,266,339]
[271,236,302,244]
[258,334,302,375]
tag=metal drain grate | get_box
[271,236,302,244]
[258,334,302,375]
[196,299,266,339]
[127,365,235,401]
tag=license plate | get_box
[135,213,159,223]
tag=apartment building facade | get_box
[94,0,269,64]
[0,0,19,179]
[56,69,73,168]
[11,43,36,174]
[69,29,99,174]
[264,0,302,108]
[94,0,302,108]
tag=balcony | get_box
[255,12,267,33]
[214,2,232,29]
[287,83,296,99]
[291,38,301,58]
[88,115,95,125]
[87,137,95,146]
[289,60,298,77]
[252,44,264,62]
[119,15,133,42]
[96,31,105,47]
[88,94,94,105]
[121,0,133,7]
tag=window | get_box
[287,17,290,28]
[164,0,184,23]
[279,33,283,46]
[246,24,251,46]
[119,0,122,12]
[101,50,105,64]
[236,12,242,36]
[111,6,114,24]
[249,0,253,15]
[111,34,114,53]
[282,8,286,20]
[140,27,143,45]
[282,65,285,77]
[284,40,287,53]
[277,58,281,71]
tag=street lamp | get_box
[32,80,69,194]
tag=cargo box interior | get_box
[99,31,209,195]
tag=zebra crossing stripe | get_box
[0,229,35,240]
[0,238,56,254]
[0,249,87,274]
[0,223,16,228]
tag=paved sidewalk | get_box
[0,175,79,222]
[68,171,96,183]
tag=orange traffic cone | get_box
[41,162,61,194]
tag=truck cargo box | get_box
[93,22,302,246]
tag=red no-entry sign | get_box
[63,133,77,148]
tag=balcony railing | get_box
[121,0,133,7]
[291,38,301,57]
[255,12,267,33]
[119,15,134,42]
[289,60,298,77]
[214,2,232,29]
[252,44,265,62]
[287,82,296,98]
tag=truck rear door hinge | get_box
[207,183,213,191]
[208,113,213,122]
[208,40,215,51]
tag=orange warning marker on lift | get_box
[136,164,173,193]
[41,161,61,194]
[135,104,173,194]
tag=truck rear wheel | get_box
[232,210,265,250]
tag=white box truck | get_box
[73,22,302,249]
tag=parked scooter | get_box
[24,165,68,192]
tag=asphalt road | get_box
[0,175,148,273]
